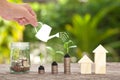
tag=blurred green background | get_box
[0,0,120,64]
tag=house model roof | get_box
[78,55,93,63]
[93,44,108,53]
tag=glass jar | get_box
[10,42,30,74]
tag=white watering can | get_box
[35,22,59,42]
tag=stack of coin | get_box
[38,65,45,74]
[10,61,30,72]
[51,61,58,74]
[64,54,71,74]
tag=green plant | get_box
[64,40,74,53]
[46,46,64,62]
[66,2,120,61]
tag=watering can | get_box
[35,22,59,42]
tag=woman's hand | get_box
[0,1,38,27]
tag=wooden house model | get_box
[78,55,93,74]
[93,44,108,74]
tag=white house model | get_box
[93,44,108,74]
[78,55,93,74]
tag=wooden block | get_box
[93,44,108,74]
[95,52,106,64]
[78,55,93,74]
[81,63,92,74]
[95,63,106,74]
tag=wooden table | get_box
[0,63,120,80]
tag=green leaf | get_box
[98,28,120,42]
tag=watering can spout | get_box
[48,33,59,40]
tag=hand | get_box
[0,2,38,27]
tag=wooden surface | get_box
[0,63,120,80]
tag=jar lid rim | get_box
[11,42,29,47]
